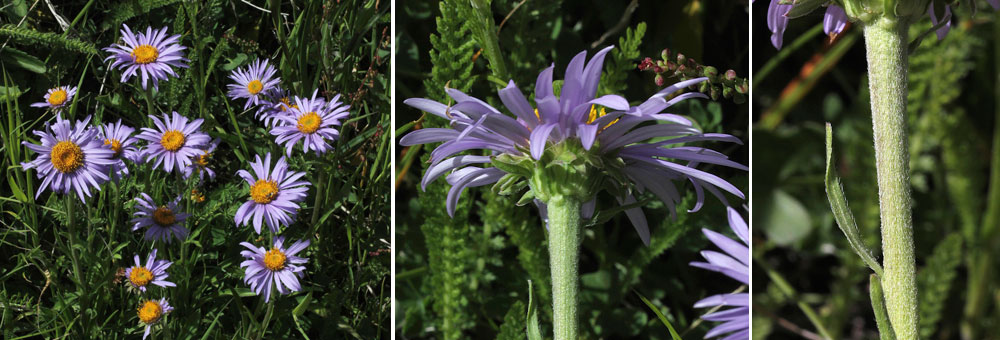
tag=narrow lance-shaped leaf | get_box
[870,274,897,340]
[825,123,884,276]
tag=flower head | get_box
[125,249,175,292]
[136,297,172,340]
[104,24,189,90]
[30,86,78,110]
[270,90,350,156]
[402,46,745,245]
[136,112,211,173]
[256,86,296,126]
[690,207,749,340]
[130,193,190,243]
[182,138,220,181]
[227,59,281,110]
[240,236,310,302]
[21,115,116,202]
[823,5,849,37]
[235,153,310,234]
[97,119,140,178]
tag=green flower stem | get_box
[862,17,918,339]
[258,295,276,340]
[143,85,155,118]
[546,195,581,340]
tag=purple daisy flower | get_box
[234,153,310,234]
[30,86,77,110]
[96,119,140,178]
[182,138,220,181]
[690,207,749,340]
[256,86,296,126]
[125,249,175,293]
[20,115,116,202]
[823,5,849,37]
[136,297,172,340]
[104,24,188,90]
[227,59,281,110]
[766,0,793,49]
[136,111,211,173]
[239,236,309,302]
[928,3,952,41]
[270,90,350,156]
[130,193,190,243]
[401,46,745,245]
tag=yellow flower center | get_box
[47,88,68,106]
[196,151,210,167]
[50,141,84,173]
[250,179,279,204]
[247,80,263,95]
[104,138,123,158]
[296,112,322,134]
[152,206,176,226]
[131,45,159,64]
[587,105,618,128]
[137,300,162,324]
[129,266,154,287]
[279,97,297,112]
[190,189,205,203]
[160,130,185,152]
[263,247,287,271]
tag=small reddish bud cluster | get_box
[638,48,749,104]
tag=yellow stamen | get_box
[247,80,263,95]
[129,267,154,287]
[296,112,322,134]
[160,130,185,152]
[534,108,541,120]
[47,88,68,106]
[137,300,162,324]
[104,139,123,158]
[279,97,297,112]
[190,189,205,203]
[587,105,618,128]
[152,206,176,226]
[263,247,287,271]
[50,141,84,173]
[250,179,279,204]
[131,45,159,64]
[196,151,210,167]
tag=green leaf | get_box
[526,280,542,340]
[870,274,896,340]
[825,123,884,276]
[784,0,827,19]
[0,47,46,74]
[635,290,682,340]
[293,292,313,316]
[917,233,963,338]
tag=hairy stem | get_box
[862,17,918,339]
[547,195,581,340]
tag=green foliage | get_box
[917,233,963,338]
[753,3,1000,339]
[0,0,389,338]
[495,300,527,340]
[601,22,646,95]
[423,0,477,101]
[0,25,99,55]
[398,2,747,338]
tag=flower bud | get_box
[699,81,710,93]
[710,86,720,100]
[723,86,733,99]
[725,69,737,82]
[703,66,718,81]
[655,74,665,86]
[661,48,670,61]
[676,53,686,65]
